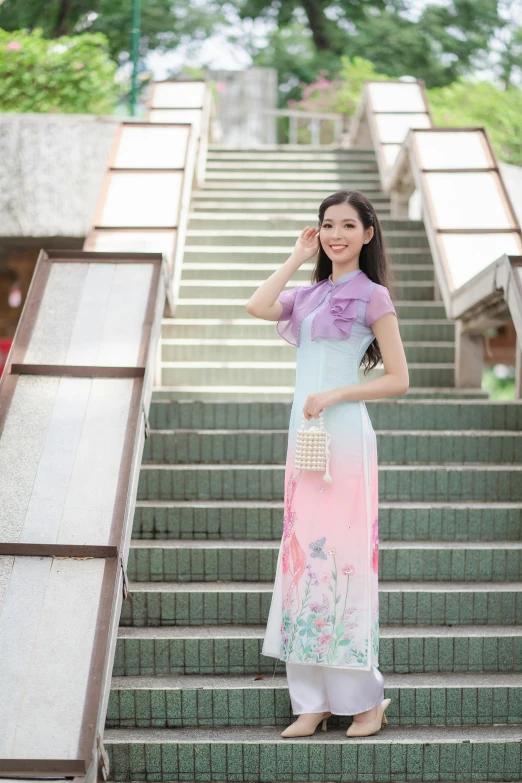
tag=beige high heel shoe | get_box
[345,698,392,737]
[280,711,332,738]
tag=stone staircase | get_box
[104,147,522,782]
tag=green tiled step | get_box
[179,280,434,302]
[142,429,520,465]
[160,341,454,364]
[151,387,490,401]
[160,318,455,341]
[191,199,391,214]
[181,262,434,283]
[206,147,377,157]
[159,364,455,389]
[173,299,446,319]
[127,540,522,583]
[137,464,522,502]
[104,724,522,782]
[184,232,429,249]
[114,624,522,676]
[186,218,426,232]
[119,581,522,627]
[204,169,382,180]
[191,186,389,197]
[205,161,379,172]
[149,400,520,431]
[106,672,522,729]
[184,246,431,263]
[133,501,522,542]
[201,179,385,190]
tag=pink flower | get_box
[342,564,355,577]
[314,618,326,629]
[318,632,332,645]
[216,83,226,92]
[6,41,21,52]
[74,61,84,70]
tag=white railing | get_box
[258,108,344,146]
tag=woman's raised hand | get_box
[292,226,320,264]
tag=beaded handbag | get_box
[295,411,332,483]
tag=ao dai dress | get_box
[262,267,398,675]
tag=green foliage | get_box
[427,78,522,165]
[234,0,504,94]
[0,28,119,113]
[287,57,389,115]
[0,0,227,63]
[482,366,516,400]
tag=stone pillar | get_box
[455,320,485,389]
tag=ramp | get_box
[0,79,212,781]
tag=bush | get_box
[0,27,119,113]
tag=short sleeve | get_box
[365,284,397,328]
[277,286,300,320]
[276,286,301,345]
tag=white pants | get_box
[286,662,385,716]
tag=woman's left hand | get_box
[303,390,340,420]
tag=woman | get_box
[245,189,409,738]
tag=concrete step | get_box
[142,428,520,465]
[160,340,454,364]
[104,723,522,782]
[151,385,491,401]
[161,318,454,341]
[126,539,522,584]
[158,362,455,388]
[133,500,522,543]
[119,581,522,628]
[181,262,434,282]
[114,623,522,676]
[137,463,522,502]
[178,280,434,301]
[184,231,429,248]
[106,671,522,729]
[148,399,521,431]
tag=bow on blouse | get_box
[311,271,373,341]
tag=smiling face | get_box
[319,202,374,267]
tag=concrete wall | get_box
[0,114,118,238]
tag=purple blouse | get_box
[276,268,397,347]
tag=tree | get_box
[229,0,504,93]
[0,0,225,62]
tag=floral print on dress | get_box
[280,532,370,667]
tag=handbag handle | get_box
[300,410,325,429]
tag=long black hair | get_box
[311,189,396,375]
